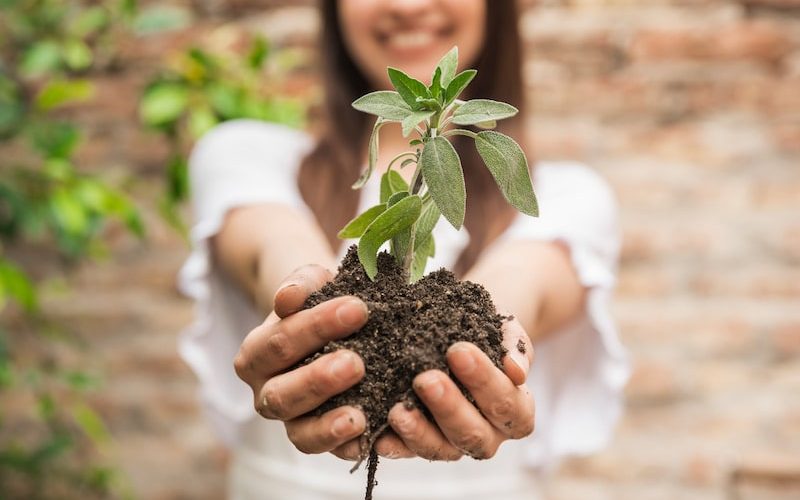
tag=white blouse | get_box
[178,119,630,500]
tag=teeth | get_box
[387,31,436,49]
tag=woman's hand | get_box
[233,265,371,455]
[332,318,536,461]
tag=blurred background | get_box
[0,0,798,499]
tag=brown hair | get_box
[298,0,528,276]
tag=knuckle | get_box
[487,396,516,421]
[510,417,535,439]
[454,430,488,458]
[265,331,294,365]
[262,382,287,420]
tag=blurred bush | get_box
[0,0,143,497]
[140,33,306,235]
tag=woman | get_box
[178,1,630,498]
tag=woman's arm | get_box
[212,203,336,312]
[465,239,586,342]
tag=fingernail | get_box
[329,351,359,381]
[416,373,444,402]
[332,413,360,439]
[275,282,299,296]
[510,348,528,378]
[448,343,475,375]
[336,298,368,328]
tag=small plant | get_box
[340,46,538,282]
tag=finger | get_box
[257,350,364,420]
[500,317,534,386]
[234,296,368,384]
[330,438,362,461]
[374,431,416,459]
[414,370,504,459]
[387,403,462,461]
[447,342,535,440]
[285,406,366,455]
[273,264,334,319]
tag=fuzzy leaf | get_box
[453,99,518,126]
[410,236,435,283]
[430,67,442,99]
[380,170,409,203]
[444,69,476,105]
[338,204,386,239]
[413,201,441,251]
[388,67,430,109]
[475,131,538,217]
[352,91,413,121]
[475,120,497,129]
[359,195,423,279]
[387,191,410,207]
[401,110,434,137]
[436,46,459,89]
[420,136,465,229]
[353,118,387,189]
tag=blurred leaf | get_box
[166,155,189,203]
[50,187,89,236]
[139,83,189,126]
[20,41,62,77]
[62,370,100,392]
[36,79,94,111]
[188,106,217,139]
[247,36,270,70]
[133,5,191,35]
[207,83,241,118]
[29,122,81,158]
[38,393,56,420]
[0,259,38,312]
[72,404,111,446]
[69,6,109,38]
[62,39,94,71]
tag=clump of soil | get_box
[299,245,507,459]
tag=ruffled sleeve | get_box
[177,120,313,445]
[496,161,631,468]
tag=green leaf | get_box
[35,79,93,111]
[453,99,518,126]
[139,83,189,126]
[379,169,409,203]
[358,195,422,279]
[188,106,218,139]
[338,204,386,239]
[475,131,538,216]
[430,67,442,99]
[352,91,412,121]
[20,41,62,77]
[69,6,109,37]
[352,118,387,189]
[29,122,80,158]
[133,5,192,35]
[247,36,270,70]
[72,404,110,446]
[0,260,37,312]
[410,235,435,283]
[444,69,477,105]
[401,110,434,137]
[413,201,441,251]
[475,120,497,129]
[50,187,88,236]
[436,46,459,89]
[62,39,93,71]
[387,67,430,110]
[420,136,465,229]
[387,191,409,207]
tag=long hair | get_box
[298,0,528,276]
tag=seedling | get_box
[340,46,538,282]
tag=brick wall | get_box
[37,1,800,498]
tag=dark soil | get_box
[299,246,508,460]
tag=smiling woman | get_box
[178,1,630,499]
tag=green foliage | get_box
[343,46,538,281]
[0,1,143,497]
[140,36,308,235]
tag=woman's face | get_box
[337,0,486,90]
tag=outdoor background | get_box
[1,0,798,499]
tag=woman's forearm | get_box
[212,203,336,313]
[464,240,586,342]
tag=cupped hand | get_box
[234,265,370,456]
[333,317,536,461]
